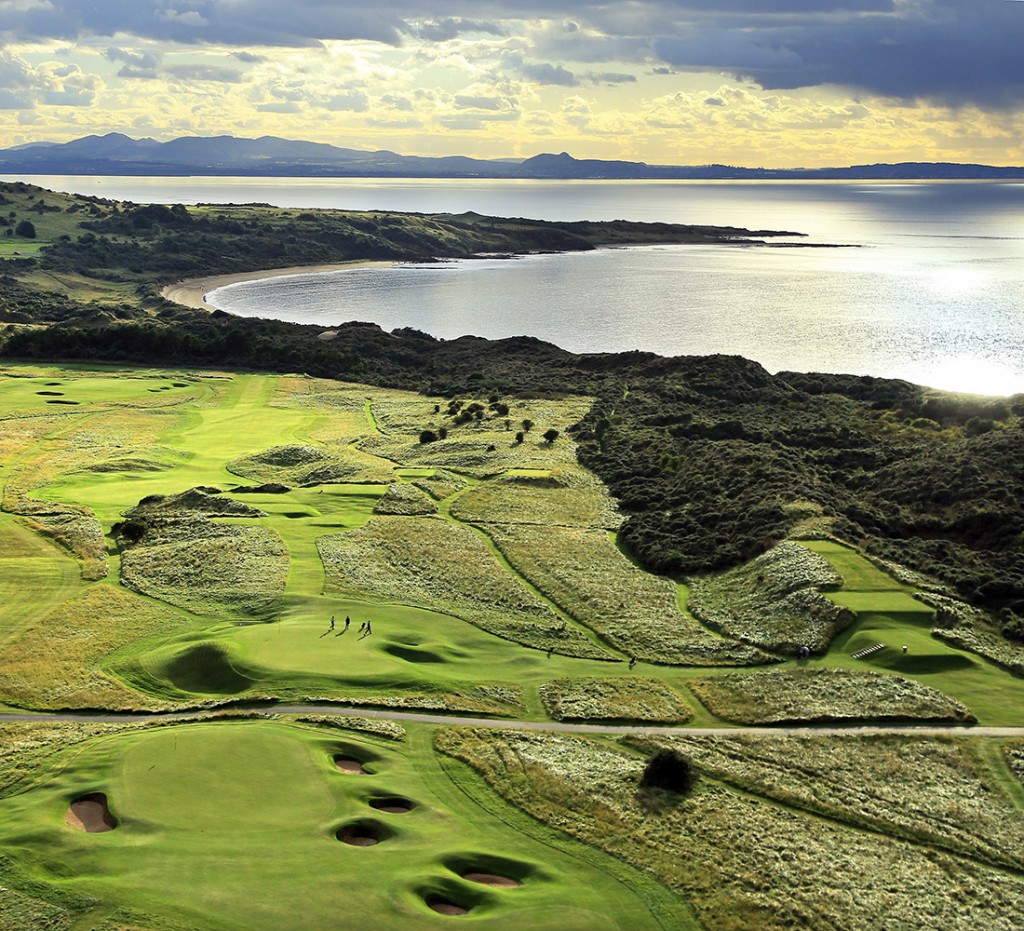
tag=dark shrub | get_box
[639,749,695,795]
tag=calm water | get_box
[10,175,1024,395]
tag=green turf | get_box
[800,541,1024,723]
[0,720,672,930]
[0,513,83,646]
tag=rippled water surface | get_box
[15,175,1024,394]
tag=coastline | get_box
[160,260,396,310]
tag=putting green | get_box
[0,720,671,930]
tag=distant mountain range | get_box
[2,133,1022,180]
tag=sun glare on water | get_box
[906,355,1024,397]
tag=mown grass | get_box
[0,720,666,931]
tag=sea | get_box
[9,175,1024,396]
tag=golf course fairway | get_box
[0,719,674,929]
[5,363,1024,929]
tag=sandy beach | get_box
[160,260,395,310]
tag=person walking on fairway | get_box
[365,620,372,636]
[344,615,350,631]
[329,615,335,631]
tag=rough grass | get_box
[632,733,1024,872]
[689,668,976,724]
[124,486,265,521]
[688,541,854,653]
[539,677,692,723]
[0,405,179,580]
[0,585,193,710]
[318,516,610,658]
[924,592,1024,675]
[372,482,438,515]
[227,443,365,486]
[363,395,593,477]
[451,467,621,529]
[121,523,288,617]
[436,727,1024,931]
[485,524,773,665]
[411,469,466,500]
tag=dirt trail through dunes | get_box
[5,705,1024,738]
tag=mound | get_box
[65,793,116,833]
[160,643,253,694]
[372,483,439,516]
[688,542,854,653]
[125,487,265,520]
[250,445,327,467]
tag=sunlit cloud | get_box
[0,1,1020,167]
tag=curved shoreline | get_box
[161,259,396,310]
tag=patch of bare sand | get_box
[334,756,367,774]
[65,793,116,833]
[161,261,395,310]
[462,872,520,888]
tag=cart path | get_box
[3,704,1024,737]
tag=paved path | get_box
[3,704,1024,737]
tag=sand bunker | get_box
[65,793,116,833]
[337,824,384,846]
[426,897,470,916]
[462,872,520,888]
[369,797,414,814]
[334,756,367,775]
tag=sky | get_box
[1,0,1022,167]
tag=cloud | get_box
[105,46,162,80]
[0,50,102,108]
[2,0,1022,121]
[516,61,578,87]
[646,1,1024,108]
[165,64,244,83]
[3,0,406,48]
[581,71,637,85]
[415,18,505,41]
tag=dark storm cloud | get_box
[653,0,1024,108]
[2,1,1021,108]
[415,18,505,41]
[5,0,405,47]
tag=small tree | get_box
[513,431,524,445]
[521,418,534,433]
[639,749,695,795]
[14,219,36,239]
[419,429,438,444]
[542,428,560,444]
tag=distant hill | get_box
[1,133,1022,180]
